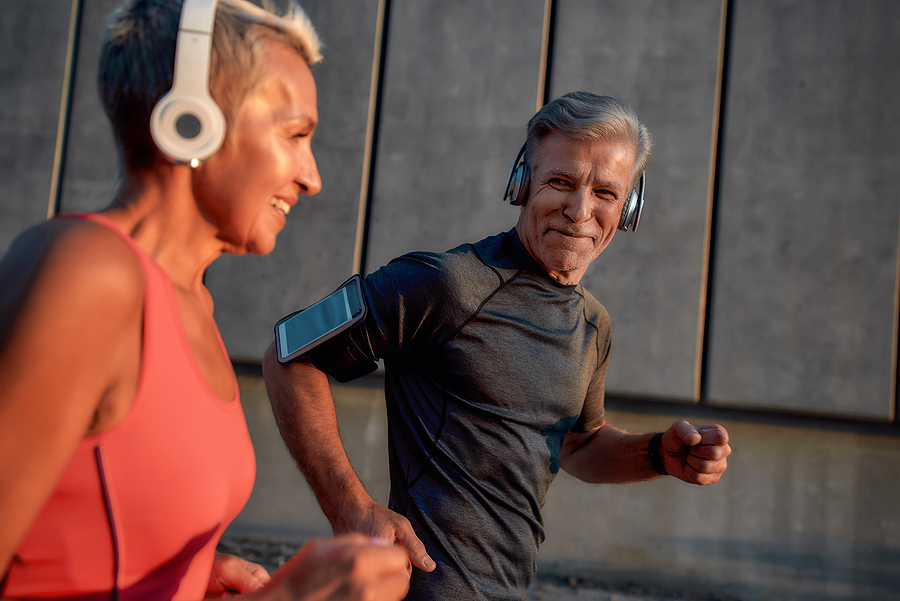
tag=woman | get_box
[0,0,409,598]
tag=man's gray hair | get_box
[98,0,322,170]
[525,91,652,189]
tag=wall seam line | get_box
[536,0,556,110]
[46,0,83,219]
[353,0,390,276]
[696,0,732,404]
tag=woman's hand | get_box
[262,534,410,600]
[206,553,271,596]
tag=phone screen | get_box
[276,276,364,362]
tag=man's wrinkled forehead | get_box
[533,134,637,176]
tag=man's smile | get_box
[546,226,598,241]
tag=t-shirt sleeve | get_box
[362,252,466,360]
[571,304,611,433]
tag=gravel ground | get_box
[217,536,732,601]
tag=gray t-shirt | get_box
[361,229,611,601]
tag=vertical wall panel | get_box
[551,0,724,401]
[0,0,74,255]
[364,0,546,273]
[57,0,120,215]
[707,0,900,419]
[206,0,382,359]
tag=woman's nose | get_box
[296,150,322,196]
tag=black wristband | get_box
[647,432,668,476]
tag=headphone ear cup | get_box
[504,163,530,206]
[149,0,224,165]
[618,172,645,232]
[504,142,530,206]
[150,93,225,164]
[618,188,636,230]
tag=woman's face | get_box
[194,40,321,256]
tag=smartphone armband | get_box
[274,274,378,382]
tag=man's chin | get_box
[537,253,597,284]
[542,246,599,269]
[545,266,588,285]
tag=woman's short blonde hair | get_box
[99,0,322,169]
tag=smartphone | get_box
[275,274,367,365]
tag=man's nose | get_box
[563,187,592,222]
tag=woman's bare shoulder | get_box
[2,218,143,301]
[0,217,145,350]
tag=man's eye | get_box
[549,178,572,190]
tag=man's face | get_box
[515,133,637,285]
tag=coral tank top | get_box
[2,214,256,600]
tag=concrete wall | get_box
[5,0,900,421]
[707,0,900,420]
[2,0,899,598]
[0,0,72,248]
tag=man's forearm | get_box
[560,423,662,484]
[262,345,371,531]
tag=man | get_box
[263,92,731,601]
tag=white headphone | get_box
[149,0,225,166]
